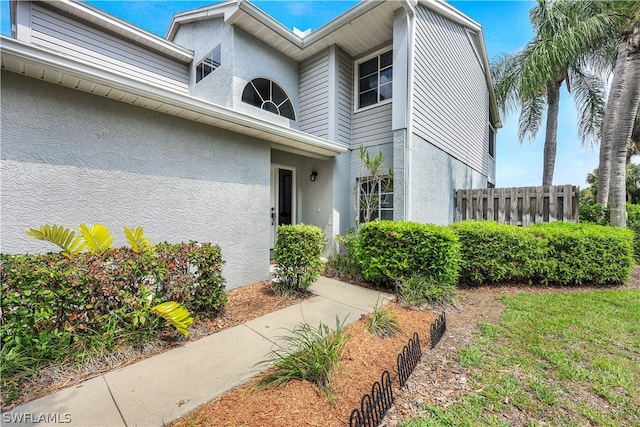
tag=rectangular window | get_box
[357,49,393,109]
[196,46,221,83]
[489,126,496,158]
[358,176,393,223]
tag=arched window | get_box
[241,78,296,120]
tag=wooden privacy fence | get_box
[454,185,579,225]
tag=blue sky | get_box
[0,0,600,188]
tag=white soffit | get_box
[0,37,347,158]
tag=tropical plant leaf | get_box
[124,226,154,253]
[77,223,114,255]
[26,224,84,257]
[151,301,193,336]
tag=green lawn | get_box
[401,289,640,427]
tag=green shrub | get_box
[156,242,227,318]
[325,229,363,281]
[579,202,609,225]
[357,221,460,288]
[533,222,634,285]
[273,224,324,295]
[0,241,226,402]
[398,275,458,308]
[452,221,633,286]
[580,202,640,261]
[255,317,350,399]
[451,221,548,285]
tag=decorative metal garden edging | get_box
[430,311,446,349]
[397,332,422,387]
[349,370,394,427]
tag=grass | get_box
[253,317,350,400]
[400,289,640,426]
[398,276,457,308]
[367,302,401,338]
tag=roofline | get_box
[0,36,347,157]
[32,0,193,63]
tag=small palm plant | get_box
[254,317,350,400]
[366,301,400,338]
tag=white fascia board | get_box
[301,0,387,48]
[39,0,193,63]
[235,1,303,45]
[0,37,347,156]
[166,1,239,41]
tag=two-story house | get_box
[1,0,500,287]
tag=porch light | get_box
[310,171,318,182]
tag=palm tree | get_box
[595,4,640,226]
[491,0,611,186]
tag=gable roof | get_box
[166,0,501,127]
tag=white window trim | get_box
[353,45,393,113]
[195,45,221,84]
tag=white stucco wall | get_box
[1,71,271,288]
[409,133,487,225]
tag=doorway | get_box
[270,165,296,251]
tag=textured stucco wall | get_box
[172,18,235,107]
[232,29,300,128]
[1,71,271,288]
[409,133,487,225]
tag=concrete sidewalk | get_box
[4,277,393,427]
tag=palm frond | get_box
[518,95,546,142]
[124,226,154,253]
[77,223,114,255]
[151,301,193,336]
[568,66,607,147]
[26,224,84,257]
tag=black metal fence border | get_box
[430,311,446,349]
[349,370,394,427]
[348,311,448,427]
[397,332,422,387]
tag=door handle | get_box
[271,207,275,226]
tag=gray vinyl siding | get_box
[337,48,353,146]
[352,102,393,149]
[29,4,189,93]
[299,51,329,139]
[412,5,489,175]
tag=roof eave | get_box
[0,36,346,158]
[35,0,193,63]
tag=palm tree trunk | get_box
[610,21,640,228]
[597,43,629,206]
[542,81,561,186]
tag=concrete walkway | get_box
[4,277,393,427]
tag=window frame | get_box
[357,175,393,224]
[195,45,221,84]
[353,46,393,113]
[241,78,296,121]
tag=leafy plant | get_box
[77,223,114,255]
[25,224,84,257]
[151,301,194,336]
[325,229,363,281]
[255,317,350,399]
[357,220,460,288]
[124,226,154,254]
[273,224,324,295]
[367,302,400,338]
[355,146,393,227]
[398,275,457,308]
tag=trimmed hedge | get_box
[451,221,547,284]
[273,224,324,294]
[579,202,640,261]
[452,221,633,286]
[0,242,226,395]
[357,220,460,287]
